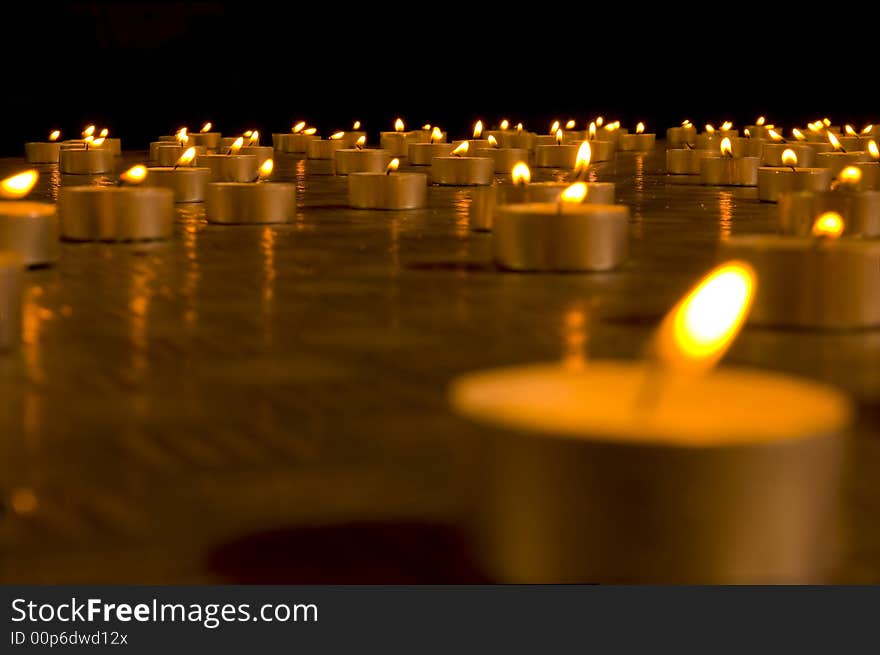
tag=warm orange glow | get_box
[720,137,733,157]
[259,158,274,179]
[565,119,576,130]
[823,118,831,127]
[682,119,692,127]
[792,128,806,141]
[559,182,588,204]
[329,132,345,140]
[292,121,306,133]
[243,130,253,138]
[868,140,879,160]
[394,118,405,132]
[596,116,604,127]
[555,128,563,145]
[230,136,244,154]
[83,135,93,145]
[588,121,596,140]
[201,122,212,133]
[636,122,645,134]
[452,141,469,156]
[119,165,147,185]
[99,128,109,138]
[808,122,822,133]
[48,130,60,142]
[516,122,523,131]
[781,148,798,167]
[0,169,38,198]
[812,211,845,239]
[705,124,715,134]
[756,116,766,126]
[248,131,259,145]
[653,261,756,374]
[91,137,106,148]
[430,127,443,144]
[836,166,862,187]
[720,121,733,131]
[355,135,366,149]
[473,120,483,139]
[386,158,400,174]
[422,124,431,130]
[767,129,782,141]
[500,119,509,130]
[862,124,874,135]
[176,127,188,140]
[82,125,95,138]
[303,127,317,135]
[511,162,530,186]
[605,121,620,131]
[175,147,197,166]
[488,135,499,147]
[353,120,361,130]
[828,132,842,150]
[744,128,751,138]
[550,120,560,135]
[574,141,591,176]
[845,124,857,136]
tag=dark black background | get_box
[2,1,876,154]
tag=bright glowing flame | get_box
[744,128,751,138]
[574,141,591,176]
[82,125,95,138]
[792,128,806,141]
[500,119,509,130]
[0,169,38,198]
[823,118,831,127]
[636,121,645,134]
[244,130,253,138]
[808,122,821,133]
[720,137,733,157]
[422,124,431,130]
[682,119,692,127]
[176,127,188,140]
[516,122,523,131]
[767,129,782,141]
[836,166,862,187]
[176,147,197,166]
[705,124,715,133]
[862,124,874,135]
[119,165,147,185]
[394,118,405,132]
[565,119,576,130]
[555,128,563,145]
[452,141,469,156]
[91,137,106,148]
[329,132,345,140]
[720,121,733,131]
[48,130,60,142]
[812,211,845,239]
[248,131,259,145]
[355,135,366,149]
[99,128,109,138]
[559,182,588,204]
[430,127,443,143]
[550,120,560,134]
[653,261,755,374]
[488,135,499,147]
[386,158,399,174]
[259,158,274,179]
[473,120,483,138]
[201,122,212,133]
[781,148,798,167]
[587,122,596,140]
[292,121,306,133]
[84,135,93,145]
[845,124,856,136]
[828,132,842,150]
[868,140,879,160]
[303,128,317,135]
[596,116,604,127]
[353,120,361,130]
[230,137,244,154]
[756,116,765,126]
[605,121,620,131]
[511,162,530,186]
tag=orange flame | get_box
[119,165,147,185]
[488,135,499,148]
[781,148,798,167]
[292,121,306,133]
[511,162,530,186]
[868,140,879,160]
[48,130,60,142]
[500,119,509,130]
[0,169,38,198]
[812,211,845,239]
[230,137,244,154]
[720,137,733,157]
[636,122,645,134]
[394,118,405,132]
[452,141,469,156]
[355,135,366,149]
[559,182,588,204]
[259,158,274,179]
[386,158,399,174]
[201,122,212,133]
[555,128,563,146]
[828,132,842,151]
[329,132,345,140]
[473,120,483,139]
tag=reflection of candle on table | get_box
[334,136,391,175]
[0,251,22,350]
[757,148,831,202]
[700,137,759,186]
[206,159,296,224]
[451,261,852,582]
[25,130,62,163]
[431,141,494,186]
[348,158,428,209]
[145,147,211,203]
[59,166,174,241]
[408,127,454,165]
[0,170,59,267]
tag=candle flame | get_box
[756,116,765,126]
[744,128,751,138]
[303,127,317,135]
[705,124,715,134]
[550,120,560,135]
[243,131,253,138]
[596,116,604,127]
[862,124,874,135]
[845,124,857,136]
[119,165,147,185]
[431,127,443,144]
[836,165,862,187]
[452,141,469,156]
[781,148,798,167]
[248,131,259,145]
[812,211,845,239]
[230,137,244,154]
[720,136,733,157]
[473,120,483,139]
[201,122,212,133]
[828,132,842,151]
[292,121,306,133]
[565,119,576,130]
[500,119,509,130]
[516,122,523,131]
[355,135,366,149]
[605,121,620,131]
[48,130,60,142]
[82,125,95,138]
[511,162,530,186]
[422,124,432,130]
[574,141,591,176]
[767,129,782,142]
[177,127,188,140]
[0,169,38,198]
[488,135,498,148]
[176,147,197,166]
[99,128,109,138]
[353,120,361,130]
[636,121,645,134]
[720,121,733,131]
[823,118,831,127]
[868,140,879,160]
[394,118,405,132]
[555,128,563,146]
[792,128,806,141]
[91,137,106,148]
[653,261,755,374]
[329,132,345,140]
[808,122,821,133]
[259,158,274,179]
[682,119,692,127]
[559,182,588,204]
[588,121,596,140]
[386,158,399,174]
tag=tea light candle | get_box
[334,140,391,175]
[0,170,59,267]
[474,137,528,174]
[192,123,220,150]
[618,122,656,151]
[276,124,319,153]
[348,159,427,210]
[380,118,409,157]
[666,147,713,175]
[408,141,454,165]
[815,150,869,177]
[431,142,494,186]
[721,214,880,328]
[344,122,367,147]
[665,122,697,148]
[493,182,628,271]
[777,177,880,238]
[757,149,831,202]
[145,150,211,203]
[761,142,814,167]
[534,131,579,168]
[59,145,114,174]
[25,130,62,163]
[700,138,759,186]
[205,181,295,225]
[154,144,206,166]
[198,144,259,183]
[0,251,22,350]
[307,134,348,160]
[58,167,174,241]
[451,261,851,582]
[498,126,534,150]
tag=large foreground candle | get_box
[451,261,851,582]
[0,170,59,267]
[0,251,22,350]
[348,159,427,209]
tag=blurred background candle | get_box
[666,144,713,175]
[535,130,580,168]
[192,122,221,150]
[618,122,656,151]
[0,170,59,267]
[815,132,868,176]
[408,127,454,165]
[700,137,759,186]
[431,141,493,185]
[474,135,528,174]
[380,118,409,157]
[757,148,831,202]
[666,120,696,148]
[307,132,348,160]
[334,136,391,175]
[59,138,114,174]
[348,158,427,209]
[198,137,259,182]
[25,130,62,163]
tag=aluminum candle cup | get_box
[498,131,534,150]
[102,138,122,156]
[839,136,861,151]
[380,132,408,157]
[198,154,259,182]
[59,148,114,174]
[431,156,494,186]
[0,251,22,350]
[348,172,427,210]
[470,183,616,231]
[278,133,318,154]
[534,144,579,168]
[585,140,615,162]
[154,145,206,166]
[192,132,221,150]
[618,132,656,151]
[406,129,446,144]
[777,190,880,237]
[450,362,851,583]
[465,139,491,152]
[0,202,59,267]
[239,146,273,166]
[473,148,529,174]
[696,130,739,149]
[666,149,713,175]
[666,125,697,148]
[205,183,296,224]
[58,187,174,241]
[700,157,760,186]
[25,142,61,163]
[762,143,815,167]
[815,151,869,177]
[493,203,629,271]
[342,131,367,148]
[408,142,454,166]
[144,167,211,203]
[756,167,831,202]
[720,235,880,328]
[306,139,347,160]
[334,148,391,175]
